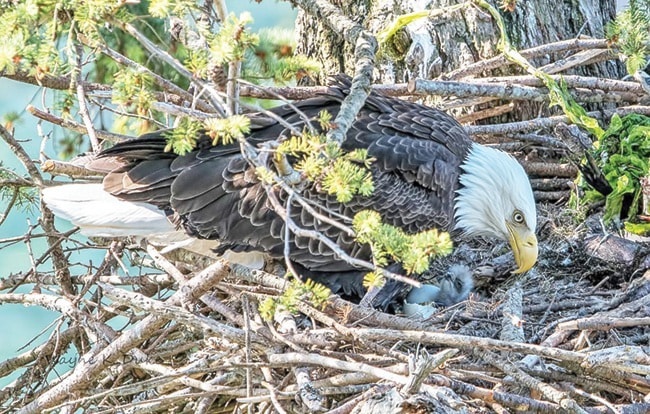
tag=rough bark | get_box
[295,0,624,120]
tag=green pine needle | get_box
[163,118,203,155]
[606,5,650,75]
[258,278,331,321]
[204,115,251,146]
[362,270,385,290]
[352,210,453,274]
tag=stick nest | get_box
[3,22,650,414]
[2,199,650,414]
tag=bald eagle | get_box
[42,78,537,309]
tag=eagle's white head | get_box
[454,143,538,273]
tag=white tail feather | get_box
[42,183,266,268]
[42,183,175,237]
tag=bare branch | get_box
[0,125,43,186]
[290,0,377,144]
[226,61,241,116]
[409,78,642,103]
[26,105,130,143]
[444,38,613,80]
[41,159,104,179]
[467,106,650,136]
[16,260,231,414]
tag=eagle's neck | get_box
[453,143,536,240]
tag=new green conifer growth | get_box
[606,1,650,75]
[162,115,252,155]
[204,115,251,146]
[353,210,453,276]
[112,69,155,118]
[164,118,204,155]
[275,111,374,203]
[258,278,331,321]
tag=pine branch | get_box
[80,35,216,114]
[116,21,227,117]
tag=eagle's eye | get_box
[454,279,464,291]
[512,210,525,224]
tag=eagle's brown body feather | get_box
[91,81,474,306]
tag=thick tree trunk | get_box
[295,0,623,120]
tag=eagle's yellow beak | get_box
[506,221,538,273]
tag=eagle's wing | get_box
[96,88,471,265]
[339,105,471,233]
[87,84,474,310]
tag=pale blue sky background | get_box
[0,0,296,389]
